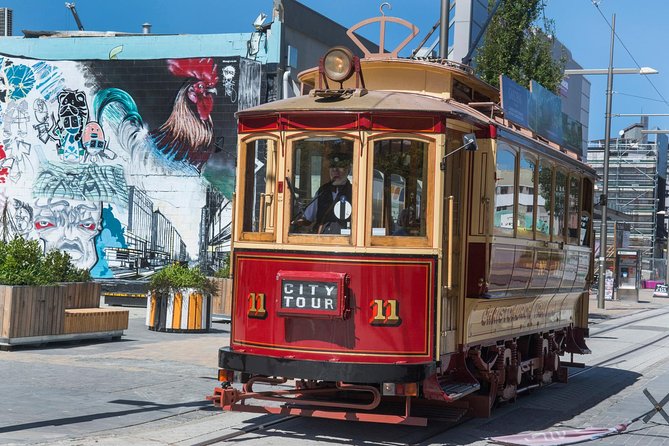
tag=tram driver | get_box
[293,151,353,235]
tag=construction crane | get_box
[65,2,85,31]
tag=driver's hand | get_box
[292,217,311,226]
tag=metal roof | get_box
[236,89,493,125]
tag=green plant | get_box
[150,263,215,295]
[474,0,565,93]
[0,237,91,285]
[213,253,231,278]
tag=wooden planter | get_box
[209,277,233,320]
[0,282,129,348]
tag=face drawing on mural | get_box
[54,89,89,162]
[82,121,109,162]
[221,65,237,102]
[11,199,33,237]
[33,198,102,270]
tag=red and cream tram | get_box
[209,13,595,426]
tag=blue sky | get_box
[3,0,669,141]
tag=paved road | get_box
[1,292,668,445]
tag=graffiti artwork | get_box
[0,53,261,279]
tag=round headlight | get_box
[323,47,354,83]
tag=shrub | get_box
[150,263,215,295]
[0,237,91,285]
[213,252,231,278]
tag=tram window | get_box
[553,169,567,241]
[518,151,536,238]
[567,176,581,244]
[536,160,552,238]
[494,145,516,235]
[371,139,428,237]
[241,138,276,236]
[288,137,354,236]
[581,177,594,246]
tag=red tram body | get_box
[209,13,595,426]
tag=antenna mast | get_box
[65,2,85,31]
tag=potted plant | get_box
[209,253,233,320]
[147,263,215,332]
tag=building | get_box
[438,0,590,154]
[587,120,669,279]
[0,0,377,280]
[0,8,12,36]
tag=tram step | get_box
[439,382,480,399]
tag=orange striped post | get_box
[172,291,183,329]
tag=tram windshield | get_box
[288,137,354,236]
[371,139,428,237]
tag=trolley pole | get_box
[439,0,450,59]
[597,14,615,309]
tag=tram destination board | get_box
[276,271,347,319]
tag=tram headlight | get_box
[323,46,355,83]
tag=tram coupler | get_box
[207,386,241,408]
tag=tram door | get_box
[439,129,470,355]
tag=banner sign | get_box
[529,80,562,143]
[499,75,584,157]
[500,75,529,128]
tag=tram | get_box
[208,12,595,426]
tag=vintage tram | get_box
[208,13,595,426]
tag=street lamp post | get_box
[564,14,659,309]
[598,14,616,309]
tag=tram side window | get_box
[581,177,594,246]
[567,176,581,244]
[241,138,276,234]
[371,139,428,237]
[536,161,553,238]
[494,145,516,235]
[553,169,567,241]
[288,137,354,236]
[517,151,536,238]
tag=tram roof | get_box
[235,89,493,126]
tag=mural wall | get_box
[0,54,261,278]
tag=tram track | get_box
[188,415,298,446]
[194,308,669,445]
[589,305,669,337]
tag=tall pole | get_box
[439,0,450,59]
[598,14,615,309]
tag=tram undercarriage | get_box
[208,326,590,425]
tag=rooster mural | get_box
[94,58,219,172]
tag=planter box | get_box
[0,282,128,348]
[209,277,233,319]
[146,288,211,332]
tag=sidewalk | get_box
[588,287,669,323]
